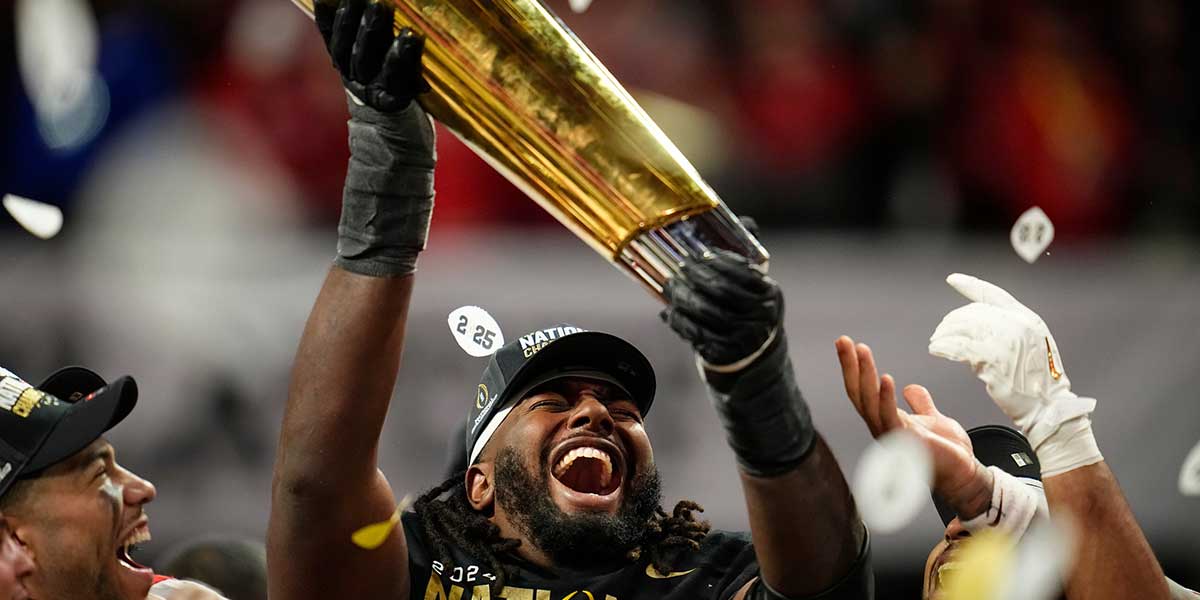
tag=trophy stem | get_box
[619,204,768,296]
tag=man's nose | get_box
[568,396,615,435]
[944,517,971,543]
[115,463,157,507]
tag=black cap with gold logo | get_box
[0,366,137,498]
[465,324,655,465]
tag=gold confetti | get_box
[940,529,1015,600]
[351,493,413,550]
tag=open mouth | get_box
[934,560,962,589]
[117,526,153,574]
[929,546,959,594]
[550,438,624,497]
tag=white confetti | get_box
[1180,439,1200,497]
[16,0,108,150]
[3,194,64,239]
[1010,207,1055,264]
[852,430,933,534]
[448,306,505,357]
[569,0,593,13]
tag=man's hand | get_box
[928,274,1101,476]
[661,250,781,369]
[314,0,436,278]
[664,251,869,598]
[660,250,811,475]
[835,336,992,519]
[314,0,430,112]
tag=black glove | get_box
[316,0,436,277]
[315,0,431,112]
[662,250,816,477]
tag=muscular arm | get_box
[927,274,1177,600]
[1045,461,1170,600]
[268,269,413,600]
[267,2,435,596]
[662,253,869,599]
[740,437,866,596]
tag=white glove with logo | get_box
[928,273,1102,477]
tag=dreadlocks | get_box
[413,472,519,592]
[412,470,711,592]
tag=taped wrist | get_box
[1035,415,1103,478]
[961,466,1048,540]
[335,100,436,278]
[702,335,816,477]
[1022,392,1097,450]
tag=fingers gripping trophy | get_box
[290,0,768,297]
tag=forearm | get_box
[1045,461,1170,600]
[268,268,413,600]
[661,255,869,595]
[741,436,866,597]
[273,267,413,496]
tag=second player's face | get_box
[496,377,653,516]
[0,518,34,600]
[922,518,970,600]
[7,439,157,600]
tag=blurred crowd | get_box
[2,0,1199,239]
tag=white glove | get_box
[928,273,1102,477]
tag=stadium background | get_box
[1,0,1197,596]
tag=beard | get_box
[25,545,124,600]
[493,445,662,570]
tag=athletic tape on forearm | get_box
[701,335,816,477]
[961,466,1049,539]
[1034,415,1103,478]
[335,100,436,278]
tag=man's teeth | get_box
[123,529,151,548]
[553,446,614,488]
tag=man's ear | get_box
[466,462,495,513]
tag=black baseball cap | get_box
[0,366,138,498]
[465,324,655,465]
[933,424,1043,525]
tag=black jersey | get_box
[402,511,873,600]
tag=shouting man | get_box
[0,366,226,600]
[267,2,871,599]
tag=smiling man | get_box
[268,1,870,599]
[0,366,226,600]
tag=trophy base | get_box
[619,204,769,298]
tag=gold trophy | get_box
[291,0,768,298]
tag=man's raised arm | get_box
[662,252,871,599]
[268,2,435,598]
[930,273,1173,600]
